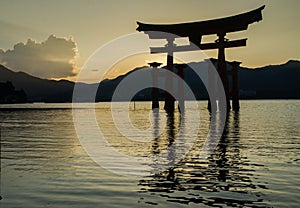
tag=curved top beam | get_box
[137,5,265,37]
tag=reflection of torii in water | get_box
[139,112,269,207]
[137,6,265,112]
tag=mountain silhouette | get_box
[0,65,74,102]
[238,60,300,98]
[0,60,299,103]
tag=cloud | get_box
[0,35,78,79]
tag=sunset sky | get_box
[0,0,299,81]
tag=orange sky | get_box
[0,0,299,81]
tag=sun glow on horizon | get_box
[1,1,298,81]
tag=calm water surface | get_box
[0,101,299,207]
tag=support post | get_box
[231,61,240,111]
[149,62,162,110]
[207,59,217,112]
[177,64,185,113]
[164,37,175,113]
[217,33,231,112]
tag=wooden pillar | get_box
[164,37,175,113]
[231,61,240,111]
[149,62,162,110]
[151,76,159,109]
[217,33,231,111]
[207,59,216,112]
[177,64,185,113]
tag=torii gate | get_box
[137,5,265,112]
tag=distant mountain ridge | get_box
[0,64,74,102]
[0,60,299,103]
[238,60,300,98]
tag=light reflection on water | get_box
[0,101,299,207]
[139,111,269,207]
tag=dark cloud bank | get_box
[0,35,78,79]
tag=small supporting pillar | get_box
[231,61,241,111]
[164,37,175,113]
[207,59,217,112]
[217,33,231,112]
[177,64,185,113]
[149,62,162,110]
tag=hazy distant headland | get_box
[0,60,299,103]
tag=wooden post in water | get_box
[164,37,175,113]
[231,61,241,111]
[177,64,185,113]
[207,59,217,112]
[149,62,162,110]
[217,33,231,112]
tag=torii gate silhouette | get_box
[137,5,265,113]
